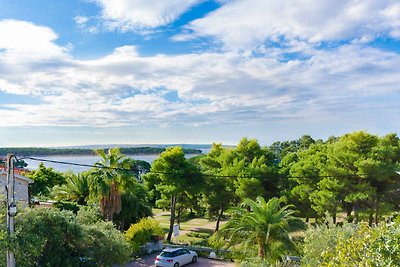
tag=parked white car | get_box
[155,247,197,267]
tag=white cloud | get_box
[0,19,69,59]
[0,20,399,132]
[74,16,89,25]
[177,0,400,51]
[382,3,400,38]
[93,0,204,30]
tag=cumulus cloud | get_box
[93,0,204,31]
[0,19,399,130]
[175,0,400,51]
[0,19,69,58]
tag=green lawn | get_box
[152,208,226,245]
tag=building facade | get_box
[0,168,32,205]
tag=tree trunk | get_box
[332,205,337,224]
[215,207,224,232]
[177,206,182,229]
[375,199,379,225]
[167,196,176,242]
[354,203,359,224]
[368,207,374,227]
[257,238,265,259]
[346,203,353,217]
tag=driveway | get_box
[126,253,236,267]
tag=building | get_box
[0,167,32,205]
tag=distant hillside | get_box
[0,147,203,157]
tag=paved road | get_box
[126,253,236,267]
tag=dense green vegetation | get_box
[0,206,130,267]
[0,146,202,156]
[1,130,399,266]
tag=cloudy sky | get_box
[0,0,400,147]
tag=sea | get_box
[23,153,206,173]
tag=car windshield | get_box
[160,251,175,257]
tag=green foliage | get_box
[217,196,305,263]
[113,182,153,230]
[12,207,130,267]
[76,206,103,225]
[14,207,83,266]
[80,221,131,266]
[207,233,225,250]
[199,139,280,232]
[90,148,138,221]
[302,221,355,266]
[125,217,164,255]
[52,171,90,205]
[145,146,203,241]
[302,222,400,267]
[53,200,80,214]
[0,200,7,265]
[27,163,66,197]
[285,131,400,223]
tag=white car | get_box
[155,247,197,267]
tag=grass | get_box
[152,208,227,245]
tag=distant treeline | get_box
[0,147,202,157]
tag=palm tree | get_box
[217,196,305,261]
[90,148,136,221]
[52,171,90,205]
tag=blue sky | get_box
[0,0,400,147]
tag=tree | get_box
[325,131,400,224]
[52,171,90,205]
[146,146,202,242]
[199,143,237,231]
[217,196,305,262]
[112,182,153,230]
[90,148,137,221]
[27,163,65,197]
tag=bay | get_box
[24,153,202,173]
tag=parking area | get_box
[126,253,236,267]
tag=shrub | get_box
[0,201,7,265]
[80,221,131,266]
[302,221,400,267]
[125,217,164,255]
[14,207,82,266]
[53,200,80,214]
[12,207,130,267]
[302,221,355,266]
[76,206,102,225]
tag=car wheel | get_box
[173,263,179,267]
[192,256,197,263]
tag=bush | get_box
[80,221,131,266]
[76,206,102,225]
[302,221,355,266]
[0,201,7,265]
[187,232,210,239]
[53,200,80,214]
[12,207,130,267]
[125,217,164,255]
[302,221,400,267]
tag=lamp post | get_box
[6,154,17,267]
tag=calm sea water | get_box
[23,153,205,173]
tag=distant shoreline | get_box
[0,147,203,157]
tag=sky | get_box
[0,0,400,147]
